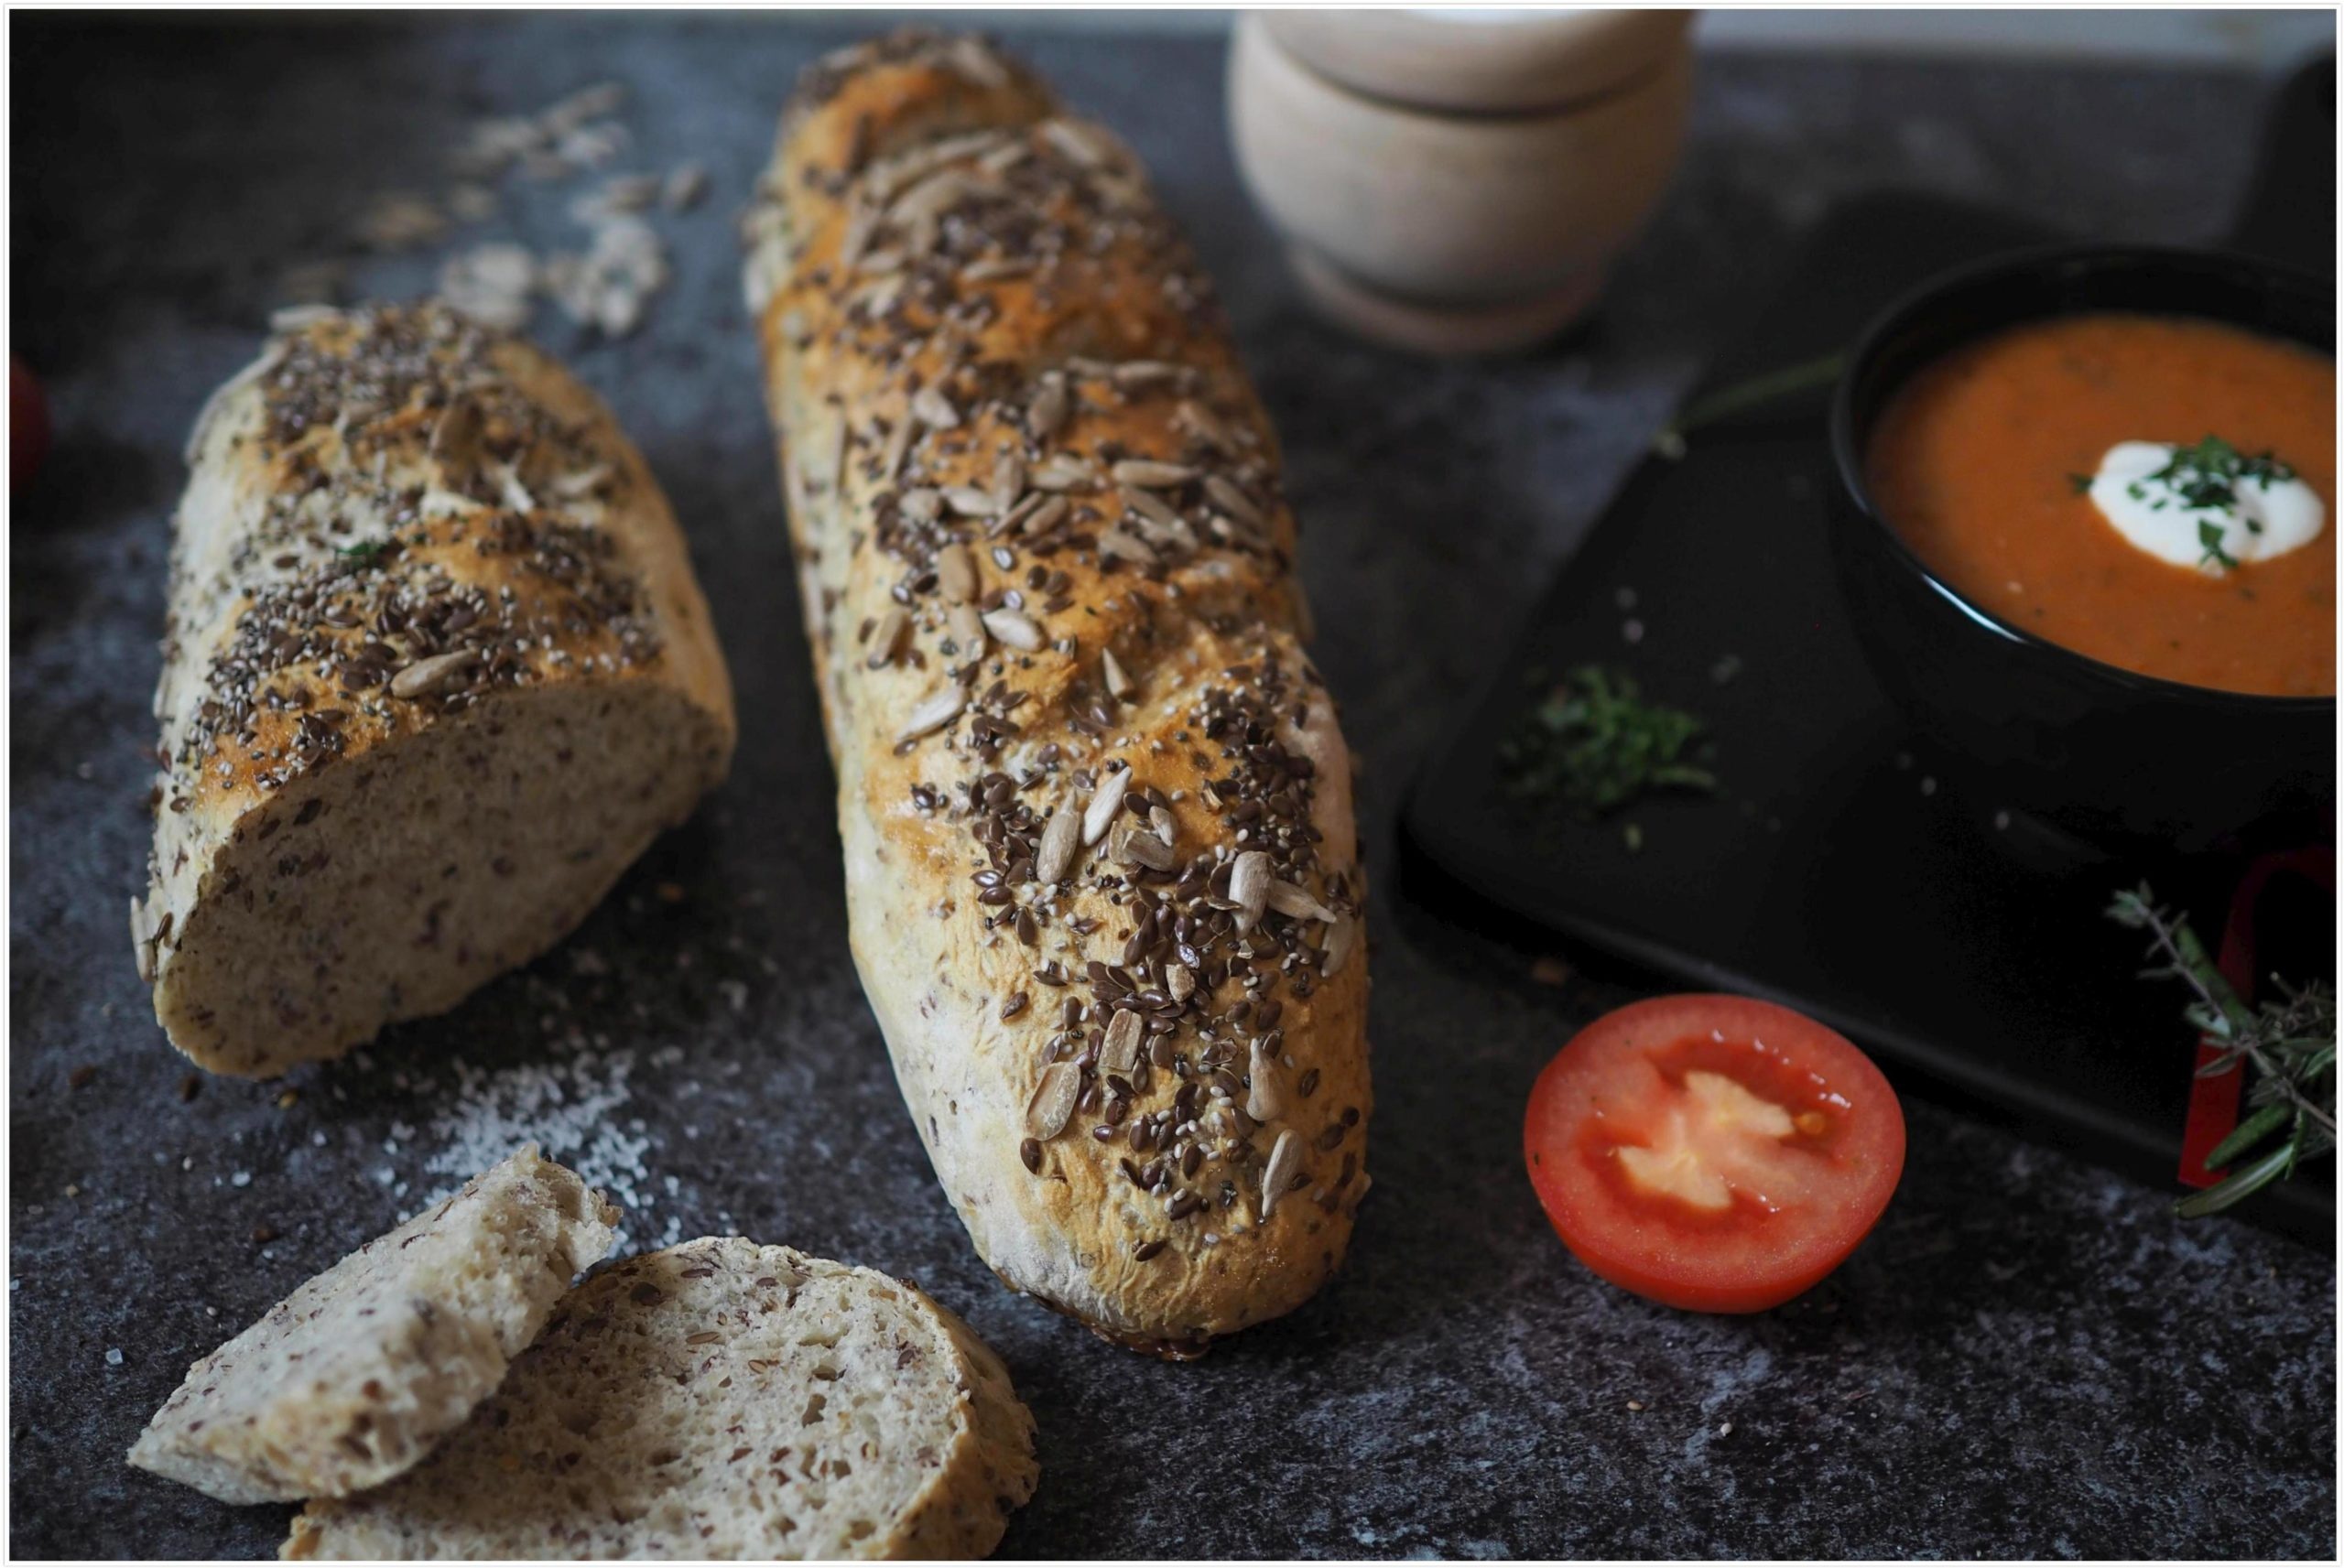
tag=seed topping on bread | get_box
[157,306,662,820]
[754,32,1368,1287]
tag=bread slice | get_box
[282,1238,1040,1560]
[129,1146,619,1505]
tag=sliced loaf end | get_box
[283,1237,1039,1560]
[129,1145,620,1504]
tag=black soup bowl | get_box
[1827,245,2336,854]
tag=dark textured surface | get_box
[9,16,2334,1560]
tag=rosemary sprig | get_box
[2108,885,2336,1217]
[1499,665,1717,819]
[1651,352,1849,460]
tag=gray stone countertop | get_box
[9,16,2333,1559]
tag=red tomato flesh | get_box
[1525,995,1905,1313]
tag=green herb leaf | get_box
[1499,665,1717,823]
[2175,1142,2297,1218]
[2111,885,2335,1218]
[2203,1101,2293,1173]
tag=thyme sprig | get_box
[2109,885,2336,1217]
[1500,665,1717,819]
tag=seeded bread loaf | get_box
[136,303,736,1077]
[282,1236,1040,1560]
[129,1145,619,1505]
[743,32,1372,1357]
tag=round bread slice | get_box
[282,1238,1041,1560]
[129,1145,620,1505]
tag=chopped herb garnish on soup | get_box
[1866,314,2333,697]
[2150,434,2296,513]
[1501,665,1717,819]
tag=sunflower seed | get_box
[949,35,1011,89]
[131,897,156,984]
[438,243,537,330]
[1028,373,1069,438]
[1041,117,1109,168]
[993,452,1026,513]
[1028,455,1095,492]
[1167,962,1196,1004]
[1123,487,1188,535]
[895,684,965,743]
[880,416,914,479]
[1101,1009,1144,1074]
[1115,824,1177,872]
[1099,525,1158,565]
[982,607,1044,651]
[494,460,537,514]
[1036,794,1082,883]
[663,163,708,211]
[1019,494,1069,537]
[1083,768,1131,845]
[935,543,978,602]
[1112,360,1181,391]
[1204,472,1264,528]
[866,605,911,668]
[898,487,943,524]
[544,81,626,135]
[888,169,975,232]
[1260,1129,1304,1219]
[1230,850,1272,933]
[1111,459,1196,489]
[1025,1061,1080,1140]
[911,383,960,429]
[1247,1038,1285,1121]
[1149,805,1177,845]
[1101,646,1134,701]
[1267,880,1338,923]
[943,486,996,518]
[950,602,986,654]
[1322,912,1359,977]
[1176,399,1235,452]
[389,649,479,700]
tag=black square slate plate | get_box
[1398,186,2335,1253]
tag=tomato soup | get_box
[1866,312,2335,697]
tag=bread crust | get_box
[746,32,1371,1355]
[137,305,736,1076]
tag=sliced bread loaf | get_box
[282,1237,1040,1560]
[129,1145,619,1505]
[140,303,736,1078]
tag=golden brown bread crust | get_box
[140,305,736,1076]
[746,32,1371,1356]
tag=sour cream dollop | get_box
[2086,440,2325,572]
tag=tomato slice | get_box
[1525,994,1904,1313]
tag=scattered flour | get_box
[416,1045,683,1252]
